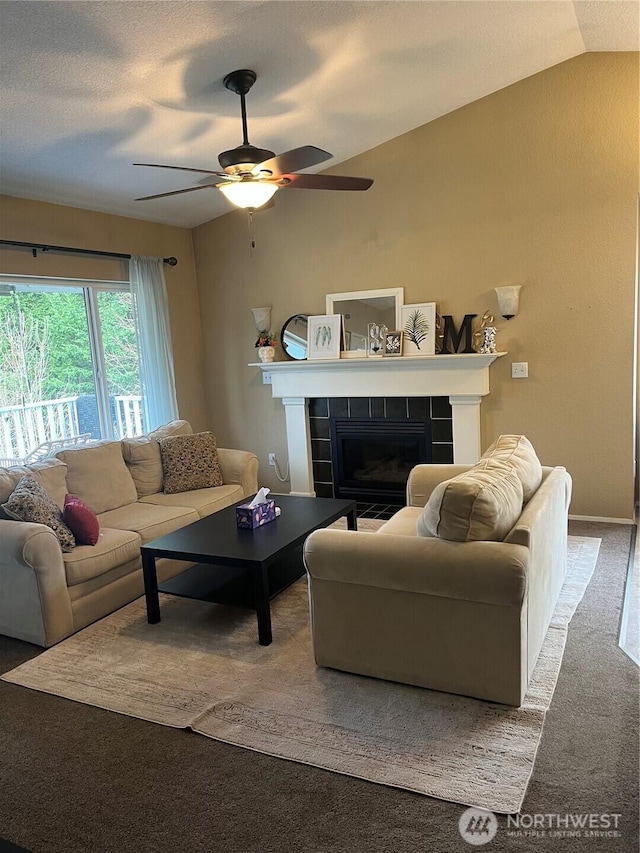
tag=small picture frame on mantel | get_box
[383,330,403,356]
[307,314,342,360]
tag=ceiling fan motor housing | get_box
[219,143,276,174]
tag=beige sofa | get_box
[304,458,572,706]
[0,421,258,647]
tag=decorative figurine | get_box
[368,322,388,357]
[473,311,498,354]
[435,313,445,354]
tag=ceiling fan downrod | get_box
[219,70,275,172]
[223,69,256,145]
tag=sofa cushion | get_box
[2,475,76,552]
[481,435,542,502]
[140,483,243,518]
[148,419,192,441]
[63,494,100,546]
[159,432,224,494]
[377,506,423,537]
[0,458,68,511]
[417,459,523,542]
[96,502,199,544]
[63,527,141,586]
[121,421,194,497]
[56,442,138,514]
[121,436,164,497]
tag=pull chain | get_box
[247,209,255,256]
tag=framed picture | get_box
[383,330,403,356]
[307,314,342,360]
[401,302,437,356]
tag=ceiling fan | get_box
[134,69,373,211]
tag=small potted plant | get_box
[255,330,277,363]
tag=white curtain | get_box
[129,255,179,431]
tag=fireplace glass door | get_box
[331,419,431,504]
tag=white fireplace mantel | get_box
[251,353,505,496]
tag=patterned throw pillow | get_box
[2,475,76,552]
[159,432,224,495]
[63,494,100,546]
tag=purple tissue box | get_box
[236,499,277,529]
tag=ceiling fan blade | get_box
[135,185,216,201]
[134,163,228,177]
[276,173,373,191]
[257,146,332,177]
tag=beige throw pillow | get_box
[159,432,224,494]
[481,434,542,502]
[417,459,523,542]
[149,420,193,441]
[2,475,76,552]
[121,437,163,497]
[56,441,138,514]
[0,458,68,510]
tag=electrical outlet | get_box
[268,453,276,466]
[511,362,529,379]
[262,372,273,385]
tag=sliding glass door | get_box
[0,277,142,464]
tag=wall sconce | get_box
[251,306,272,333]
[494,285,522,320]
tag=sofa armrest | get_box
[0,520,74,647]
[304,529,529,607]
[406,464,473,507]
[216,448,259,498]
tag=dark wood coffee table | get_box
[140,494,356,645]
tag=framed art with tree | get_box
[400,302,436,356]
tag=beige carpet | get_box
[3,533,600,814]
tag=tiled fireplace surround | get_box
[309,395,453,501]
[253,353,503,497]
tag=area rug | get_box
[2,534,600,814]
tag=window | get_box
[0,276,143,464]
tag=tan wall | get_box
[0,196,209,431]
[193,53,639,520]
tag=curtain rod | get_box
[0,240,178,266]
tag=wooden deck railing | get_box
[0,395,143,464]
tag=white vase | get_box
[258,346,275,363]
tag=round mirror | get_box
[280,314,309,360]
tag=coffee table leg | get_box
[142,551,161,624]
[346,508,357,531]
[253,564,272,645]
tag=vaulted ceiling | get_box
[1,1,637,229]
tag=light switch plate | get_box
[511,362,529,379]
[262,372,273,385]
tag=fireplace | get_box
[252,352,503,496]
[309,396,453,503]
[331,418,431,503]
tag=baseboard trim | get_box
[569,514,635,525]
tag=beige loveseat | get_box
[304,440,572,706]
[0,421,258,647]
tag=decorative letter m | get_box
[442,314,477,354]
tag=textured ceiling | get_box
[0,1,637,229]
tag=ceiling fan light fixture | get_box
[218,180,278,210]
